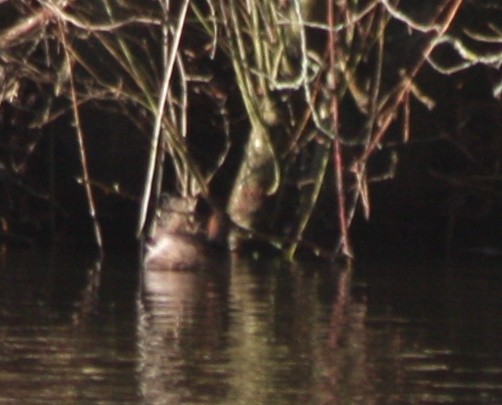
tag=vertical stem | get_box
[49,127,56,243]
[59,20,103,251]
[333,137,351,258]
[327,0,352,258]
[285,139,331,260]
[137,0,190,236]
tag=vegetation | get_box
[0,0,501,259]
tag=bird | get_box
[143,199,229,272]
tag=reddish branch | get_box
[357,0,464,165]
[327,0,352,258]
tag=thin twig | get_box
[357,0,464,165]
[58,19,103,251]
[327,0,352,258]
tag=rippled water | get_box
[0,247,501,404]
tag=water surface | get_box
[0,247,501,403]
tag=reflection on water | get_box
[0,246,501,403]
[138,256,356,404]
[0,247,140,403]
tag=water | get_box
[0,247,501,404]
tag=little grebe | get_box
[144,196,229,271]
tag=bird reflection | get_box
[136,255,370,404]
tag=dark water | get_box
[0,247,501,404]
